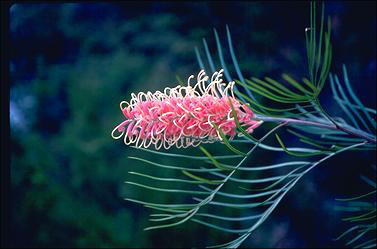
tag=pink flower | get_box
[111,69,262,150]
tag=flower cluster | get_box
[111,69,262,150]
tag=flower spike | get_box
[111,69,262,150]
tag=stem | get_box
[254,115,376,143]
[312,93,374,142]
[313,97,339,127]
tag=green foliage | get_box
[334,166,376,248]
[124,2,376,248]
[10,4,210,247]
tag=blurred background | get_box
[10,1,376,248]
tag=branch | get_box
[254,115,376,143]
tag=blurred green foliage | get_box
[10,3,231,247]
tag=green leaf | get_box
[211,122,247,156]
[125,198,198,209]
[199,146,231,170]
[128,156,222,172]
[182,170,224,185]
[226,25,257,102]
[192,197,274,209]
[333,225,362,241]
[227,96,258,142]
[199,185,285,199]
[213,28,231,82]
[329,73,360,128]
[209,170,300,184]
[317,17,332,93]
[144,210,198,231]
[264,76,307,97]
[132,146,243,160]
[287,129,342,150]
[202,38,216,73]
[336,190,377,201]
[282,74,314,96]
[302,77,317,92]
[239,165,306,192]
[275,133,325,157]
[235,90,318,118]
[251,77,305,99]
[246,79,309,102]
[314,2,325,84]
[192,218,251,233]
[194,46,206,71]
[125,181,208,195]
[237,80,310,104]
[342,210,376,222]
[128,171,201,184]
[354,238,377,248]
[342,64,376,130]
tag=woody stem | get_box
[253,115,376,143]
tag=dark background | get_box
[8,1,376,248]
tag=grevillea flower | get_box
[111,69,263,150]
